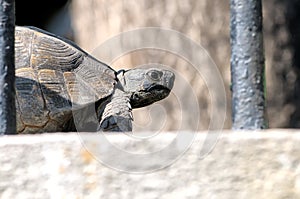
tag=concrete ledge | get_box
[1,130,300,198]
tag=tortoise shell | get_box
[15,26,117,133]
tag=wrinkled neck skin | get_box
[117,71,143,108]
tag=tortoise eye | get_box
[147,70,163,81]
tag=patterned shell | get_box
[15,26,117,133]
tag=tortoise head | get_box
[117,68,175,108]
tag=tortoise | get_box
[15,26,175,133]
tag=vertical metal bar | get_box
[0,0,15,135]
[230,0,267,129]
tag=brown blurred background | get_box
[15,0,300,130]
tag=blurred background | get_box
[15,0,300,131]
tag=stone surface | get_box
[1,130,300,198]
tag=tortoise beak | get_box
[164,70,175,91]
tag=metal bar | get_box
[230,0,267,129]
[0,0,16,135]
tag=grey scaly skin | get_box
[98,68,175,132]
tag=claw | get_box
[129,111,134,121]
[127,102,132,110]
[100,119,109,130]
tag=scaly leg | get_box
[98,88,133,132]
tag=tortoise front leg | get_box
[98,88,133,132]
